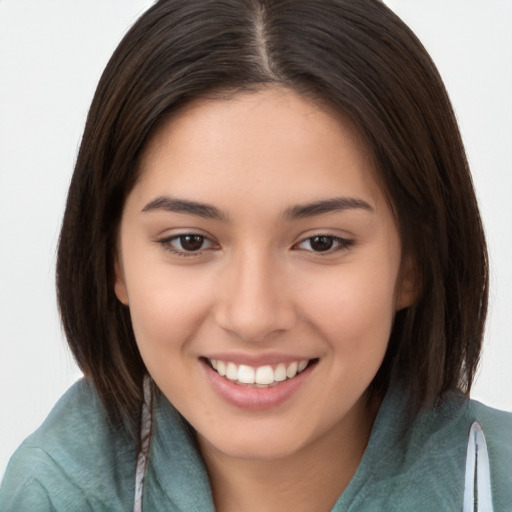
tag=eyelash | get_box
[293,235,354,254]
[158,234,218,257]
[157,233,353,257]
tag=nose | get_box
[214,250,297,342]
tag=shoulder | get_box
[0,380,136,512]
[465,397,512,441]
[342,388,511,511]
[413,394,512,501]
[464,398,512,507]
[403,393,512,508]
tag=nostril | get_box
[213,300,298,342]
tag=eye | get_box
[158,233,218,256]
[295,235,353,253]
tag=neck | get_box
[198,396,379,512]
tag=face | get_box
[115,88,415,462]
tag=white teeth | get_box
[208,358,311,386]
[274,363,287,382]
[226,362,238,380]
[237,364,255,384]
[217,360,226,376]
[286,361,298,379]
[255,365,274,385]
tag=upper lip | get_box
[201,352,316,367]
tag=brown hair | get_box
[56,0,488,426]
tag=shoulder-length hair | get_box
[56,0,488,426]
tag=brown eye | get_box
[159,233,217,256]
[309,236,334,252]
[179,234,205,251]
[295,235,353,254]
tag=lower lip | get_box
[201,359,315,411]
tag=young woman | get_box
[1,1,510,510]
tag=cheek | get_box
[297,260,399,352]
[124,267,214,355]
[125,279,213,405]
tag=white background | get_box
[1,1,511,478]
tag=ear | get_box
[396,255,419,311]
[113,253,129,306]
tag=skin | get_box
[114,87,416,512]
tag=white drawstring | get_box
[463,421,494,512]
[134,375,154,512]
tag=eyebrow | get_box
[141,196,227,221]
[141,195,374,222]
[283,197,374,220]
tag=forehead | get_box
[133,87,386,214]
[143,87,368,162]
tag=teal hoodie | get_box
[1,379,511,511]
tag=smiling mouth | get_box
[204,358,318,388]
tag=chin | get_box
[198,424,311,461]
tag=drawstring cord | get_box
[463,421,494,512]
[134,375,154,512]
